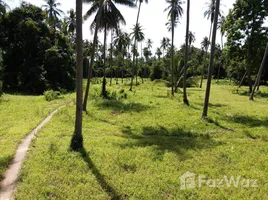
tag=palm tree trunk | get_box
[171,16,175,96]
[121,54,124,83]
[250,43,268,100]
[110,30,113,86]
[202,0,220,118]
[135,52,138,86]
[82,0,104,111]
[183,0,190,106]
[130,1,142,91]
[71,0,83,150]
[200,22,213,88]
[130,41,136,91]
[217,34,224,80]
[101,24,107,98]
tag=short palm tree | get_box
[164,0,184,96]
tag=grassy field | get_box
[0,93,73,181]
[6,79,268,199]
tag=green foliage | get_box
[223,0,268,80]
[44,90,61,101]
[0,3,75,94]
[150,60,166,81]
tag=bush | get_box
[106,89,128,100]
[44,90,61,101]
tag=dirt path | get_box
[0,105,65,200]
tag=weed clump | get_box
[44,90,61,101]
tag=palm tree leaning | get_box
[183,0,190,106]
[202,0,221,118]
[70,0,83,151]
[164,0,184,96]
[82,0,135,110]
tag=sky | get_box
[7,0,236,54]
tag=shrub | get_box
[44,90,61,101]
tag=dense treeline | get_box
[0,0,268,97]
[0,3,75,94]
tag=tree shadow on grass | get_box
[119,126,222,161]
[95,100,151,112]
[196,102,227,108]
[79,148,120,200]
[204,117,234,131]
[238,91,268,98]
[227,115,268,127]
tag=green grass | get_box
[0,93,73,180]
[10,79,268,199]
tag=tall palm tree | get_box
[129,0,148,91]
[146,38,153,49]
[83,0,135,109]
[188,31,196,47]
[199,36,210,88]
[160,37,171,57]
[71,0,83,150]
[42,0,64,30]
[164,0,184,96]
[66,9,76,36]
[183,0,190,106]
[156,47,162,60]
[130,23,144,90]
[202,0,220,118]
[114,30,130,83]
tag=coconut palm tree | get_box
[188,31,196,47]
[82,0,135,110]
[202,0,221,118]
[199,36,210,88]
[146,38,153,49]
[42,0,64,30]
[160,37,171,57]
[183,0,190,106]
[66,9,76,36]
[71,0,83,150]
[156,47,162,60]
[164,0,184,96]
[130,23,144,90]
[114,30,130,83]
